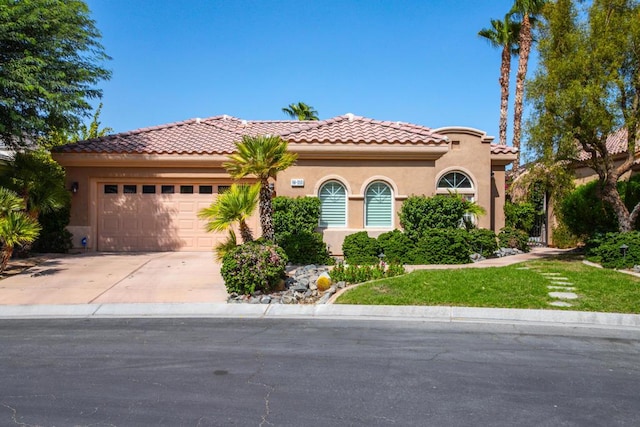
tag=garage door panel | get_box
[97,182,238,252]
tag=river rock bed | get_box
[227,264,347,305]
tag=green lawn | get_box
[335,255,640,314]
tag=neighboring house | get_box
[574,128,640,185]
[52,114,517,254]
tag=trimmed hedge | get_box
[468,228,498,257]
[377,229,416,264]
[410,228,471,264]
[399,195,466,241]
[498,227,530,252]
[342,231,380,265]
[276,231,332,265]
[273,196,321,234]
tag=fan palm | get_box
[0,188,41,273]
[282,102,319,121]
[223,135,298,242]
[479,14,521,146]
[511,0,546,168]
[198,183,260,244]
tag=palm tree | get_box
[479,14,521,146]
[511,0,546,168]
[198,183,260,244]
[282,102,319,121]
[1,149,69,220]
[0,188,41,273]
[223,135,298,242]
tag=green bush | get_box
[467,228,498,257]
[276,230,332,265]
[399,195,466,241]
[330,262,405,284]
[342,231,380,265]
[551,222,580,249]
[498,227,530,252]
[221,241,288,295]
[560,180,618,238]
[273,196,321,234]
[587,231,640,269]
[377,229,416,264]
[31,205,73,253]
[410,228,471,264]
[504,201,537,233]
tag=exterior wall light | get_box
[71,182,79,193]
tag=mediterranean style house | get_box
[52,114,517,255]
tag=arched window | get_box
[437,171,476,225]
[365,181,393,227]
[319,181,346,227]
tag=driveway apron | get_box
[0,252,227,305]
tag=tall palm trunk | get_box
[238,220,254,243]
[259,180,275,241]
[513,13,533,169]
[0,246,13,273]
[499,44,512,146]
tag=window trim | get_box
[364,181,393,228]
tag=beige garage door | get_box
[97,182,259,252]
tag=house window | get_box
[365,181,393,227]
[104,184,118,194]
[218,185,231,194]
[180,185,194,194]
[437,171,476,225]
[319,181,346,227]
[161,185,175,194]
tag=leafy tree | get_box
[0,0,111,148]
[44,102,113,148]
[198,183,260,244]
[478,14,521,146]
[223,135,298,241]
[282,102,319,121]
[511,0,546,167]
[527,0,640,232]
[0,188,40,272]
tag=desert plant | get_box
[316,274,332,292]
[220,241,288,295]
[214,230,238,262]
[198,183,259,244]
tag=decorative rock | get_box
[470,253,486,262]
[281,295,295,304]
[260,296,272,304]
[290,284,308,293]
[309,282,318,291]
[337,281,346,289]
[547,285,577,291]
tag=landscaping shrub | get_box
[587,231,640,269]
[276,230,332,265]
[504,201,536,233]
[330,262,406,284]
[273,196,321,234]
[399,195,466,241]
[467,228,498,257]
[376,229,416,264]
[560,180,618,239]
[498,227,530,252]
[342,231,380,265]
[410,228,471,264]
[31,205,73,253]
[551,222,580,249]
[221,241,288,295]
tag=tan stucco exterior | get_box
[54,125,515,254]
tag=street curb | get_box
[0,303,638,330]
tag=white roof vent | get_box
[241,120,247,126]
[195,117,201,124]
[345,113,355,121]
[222,114,229,120]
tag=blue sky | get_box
[86,0,529,146]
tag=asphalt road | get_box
[0,319,638,426]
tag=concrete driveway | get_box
[0,252,228,305]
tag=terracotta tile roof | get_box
[577,128,630,161]
[53,114,449,155]
[490,144,518,155]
